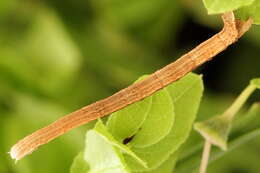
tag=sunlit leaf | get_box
[95,120,147,167]
[202,0,255,14]
[125,73,204,171]
[141,152,179,173]
[129,87,174,148]
[85,122,131,173]
[70,152,89,173]
[107,89,152,142]
[107,75,175,148]
[236,0,260,25]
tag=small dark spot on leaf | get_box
[123,135,135,144]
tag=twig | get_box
[10,12,253,161]
[199,140,212,173]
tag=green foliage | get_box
[194,78,260,151]
[85,124,130,173]
[1,0,260,173]
[108,76,175,148]
[127,87,174,148]
[202,0,260,25]
[124,73,203,171]
[236,1,260,24]
[202,0,255,14]
[176,128,260,173]
[70,73,204,172]
[107,77,153,142]
[70,152,89,173]
[94,120,147,167]
[71,74,260,173]
[146,152,178,173]
[176,103,260,173]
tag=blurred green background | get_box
[0,0,260,173]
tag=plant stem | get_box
[223,84,256,121]
[199,140,212,173]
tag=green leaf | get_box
[129,87,174,148]
[70,152,89,173]
[95,120,147,167]
[70,120,147,173]
[141,152,179,173]
[24,7,81,94]
[72,73,203,172]
[85,126,131,173]
[236,0,260,25]
[250,78,260,89]
[107,75,174,148]
[125,73,204,171]
[202,0,255,14]
[107,84,152,142]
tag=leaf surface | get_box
[107,76,174,148]
[125,73,204,171]
[107,85,152,142]
[71,73,203,172]
[202,0,255,14]
[141,152,179,173]
[70,152,89,173]
[84,124,131,173]
[95,120,147,167]
[236,0,260,24]
[129,88,174,148]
